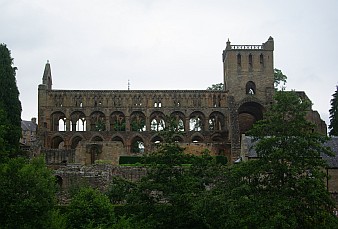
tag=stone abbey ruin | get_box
[38,37,327,166]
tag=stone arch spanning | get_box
[170,111,185,131]
[51,134,65,149]
[246,81,256,95]
[150,111,166,131]
[131,135,145,154]
[88,143,102,164]
[111,134,125,146]
[91,135,104,142]
[189,111,206,131]
[130,111,146,131]
[208,111,225,131]
[238,99,265,134]
[191,133,204,143]
[70,134,84,149]
[211,133,224,143]
[173,134,184,143]
[110,111,126,131]
[51,111,66,131]
[70,111,86,131]
[151,134,164,144]
[90,111,106,131]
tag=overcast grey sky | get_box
[1,0,338,127]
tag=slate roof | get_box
[21,120,37,132]
[243,136,338,168]
[322,137,338,168]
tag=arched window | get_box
[51,112,66,131]
[131,136,145,154]
[70,111,86,131]
[170,111,185,132]
[51,136,64,149]
[90,111,105,131]
[150,112,166,131]
[130,112,146,131]
[71,136,83,149]
[110,112,126,131]
[246,81,256,95]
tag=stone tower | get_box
[38,61,53,147]
[223,37,275,157]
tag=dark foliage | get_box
[329,85,338,136]
[0,44,22,161]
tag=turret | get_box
[42,60,52,90]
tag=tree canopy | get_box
[0,157,57,229]
[242,90,337,227]
[274,68,287,90]
[206,82,224,91]
[329,85,338,136]
[0,44,22,160]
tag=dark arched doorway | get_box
[238,102,264,134]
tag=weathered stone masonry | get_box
[38,37,326,167]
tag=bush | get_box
[119,156,142,165]
[67,187,115,229]
[215,155,228,165]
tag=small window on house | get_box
[260,53,264,65]
[154,102,157,107]
[158,102,162,108]
[237,53,241,66]
[249,54,253,67]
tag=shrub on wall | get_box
[215,155,228,165]
[119,156,142,165]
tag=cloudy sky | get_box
[1,0,338,127]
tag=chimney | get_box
[31,117,37,124]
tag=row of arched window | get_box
[50,132,217,154]
[237,53,264,67]
[52,93,223,108]
[51,110,226,133]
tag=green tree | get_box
[0,157,56,229]
[125,143,200,228]
[206,82,224,91]
[107,177,136,205]
[229,90,338,227]
[329,85,338,136]
[67,187,115,229]
[274,68,287,90]
[0,44,22,161]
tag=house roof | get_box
[322,137,338,168]
[21,120,37,132]
[243,136,338,168]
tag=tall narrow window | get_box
[260,53,264,65]
[237,53,241,66]
[249,54,253,67]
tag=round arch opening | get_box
[238,102,264,134]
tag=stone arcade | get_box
[38,37,326,166]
